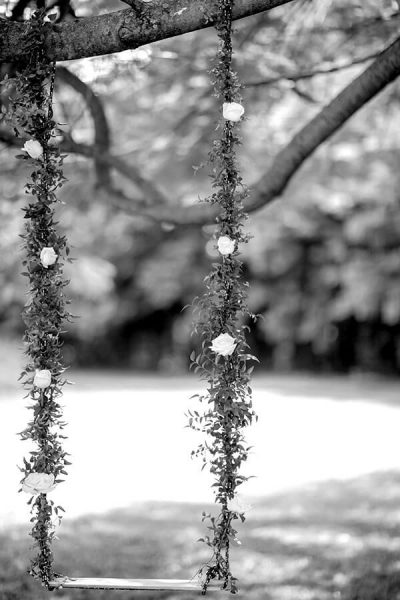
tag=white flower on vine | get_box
[33,369,52,389]
[222,102,245,122]
[22,139,43,159]
[22,472,56,495]
[227,495,252,514]
[40,247,58,268]
[210,333,236,357]
[217,236,235,256]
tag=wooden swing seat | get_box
[49,576,222,591]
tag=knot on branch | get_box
[118,25,137,44]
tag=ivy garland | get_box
[2,11,70,589]
[189,0,257,594]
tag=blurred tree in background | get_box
[1,0,400,373]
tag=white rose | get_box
[22,139,43,159]
[33,369,52,389]
[222,102,245,122]
[210,333,236,357]
[227,495,252,514]
[40,247,58,268]
[217,236,235,256]
[22,472,56,495]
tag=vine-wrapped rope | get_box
[190,0,257,594]
[2,11,71,588]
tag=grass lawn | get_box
[2,472,400,600]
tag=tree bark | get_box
[0,0,294,63]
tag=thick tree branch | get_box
[247,35,400,215]
[134,34,400,224]
[56,66,111,186]
[0,0,295,63]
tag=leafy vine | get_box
[1,10,70,588]
[189,0,257,594]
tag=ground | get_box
[3,473,400,600]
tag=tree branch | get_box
[301,10,400,36]
[137,34,400,224]
[89,33,400,226]
[2,35,400,228]
[56,66,111,186]
[0,0,295,63]
[62,138,169,207]
[247,35,400,215]
[244,51,381,87]
[0,128,169,209]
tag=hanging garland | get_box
[190,0,257,594]
[2,10,70,589]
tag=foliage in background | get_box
[0,0,400,373]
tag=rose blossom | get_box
[217,236,235,256]
[40,247,58,268]
[210,333,236,357]
[222,102,245,122]
[22,139,43,159]
[227,495,252,514]
[33,369,52,389]
[22,472,56,495]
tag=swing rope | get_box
[190,0,257,594]
[3,9,70,589]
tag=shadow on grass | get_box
[2,471,400,600]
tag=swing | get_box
[48,577,222,591]
[11,0,255,594]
